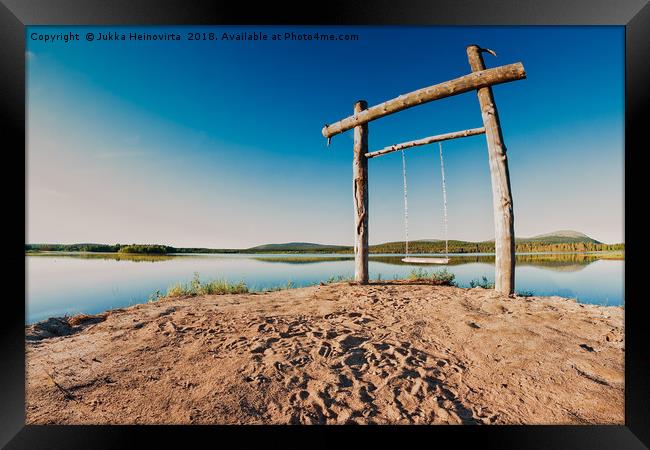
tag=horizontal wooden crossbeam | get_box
[365,127,486,159]
[322,62,525,139]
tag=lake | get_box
[25,252,624,324]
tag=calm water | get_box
[25,252,624,324]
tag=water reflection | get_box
[27,252,175,263]
[26,251,622,273]
[253,252,622,273]
[25,251,624,323]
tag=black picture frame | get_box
[2,0,648,448]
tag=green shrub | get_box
[516,290,534,297]
[166,283,192,297]
[263,280,298,292]
[148,290,163,303]
[200,279,249,295]
[407,268,456,285]
[325,274,354,284]
[468,276,494,289]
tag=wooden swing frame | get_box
[322,45,526,295]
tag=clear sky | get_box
[26,26,624,248]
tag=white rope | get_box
[439,142,449,258]
[401,149,409,257]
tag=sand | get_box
[25,282,624,425]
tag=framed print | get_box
[2,0,648,448]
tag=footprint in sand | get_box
[257,323,275,333]
[338,374,353,388]
[344,349,367,367]
[289,389,310,406]
[338,335,368,351]
[318,342,332,358]
[290,355,311,367]
[359,386,374,403]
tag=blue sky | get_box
[26,26,624,247]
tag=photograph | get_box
[22,24,628,427]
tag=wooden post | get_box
[467,45,515,296]
[353,100,369,283]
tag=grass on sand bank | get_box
[407,268,456,285]
[166,273,248,298]
[153,269,459,303]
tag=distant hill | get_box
[516,230,602,245]
[242,231,613,254]
[246,242,350,252]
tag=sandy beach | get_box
[26,282,624,425]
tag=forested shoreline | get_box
[25,240,625,255]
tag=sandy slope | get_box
[26,282,624,425]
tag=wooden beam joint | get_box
[322,62,526,139]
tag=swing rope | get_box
[400,143,449,261]
[439,142,449,258]
[401,149,409,257]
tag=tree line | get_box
[367,240,624,254]
[25,240,624,255]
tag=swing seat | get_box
[401,257,450,265]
